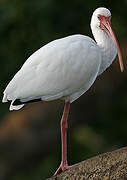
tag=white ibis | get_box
[2,7,124,176]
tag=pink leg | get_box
[54,102,72,176]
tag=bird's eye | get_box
[98,15,100,20]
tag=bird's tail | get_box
[2,93,8,103]
[9,102,24,111]
[2,93,24,111]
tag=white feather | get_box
[2,93,8,102]
[9,102,24,111]
[3,35,101,108]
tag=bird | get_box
[2,7,124,176]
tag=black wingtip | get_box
[12,98,42,105]
[13,99,23,105]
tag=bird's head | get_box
[91,7,124,72]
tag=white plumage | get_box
[2,7,123,111]
[3,35,101,110]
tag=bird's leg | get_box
[54,102,72,176]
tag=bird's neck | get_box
[92,27,117,75]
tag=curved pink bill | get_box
[100,16,124,72]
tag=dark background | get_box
[0,0,127,180]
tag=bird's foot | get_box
[53,162,73,176]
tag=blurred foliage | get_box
[0,0,127,180]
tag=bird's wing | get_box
[3,35,101,103]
